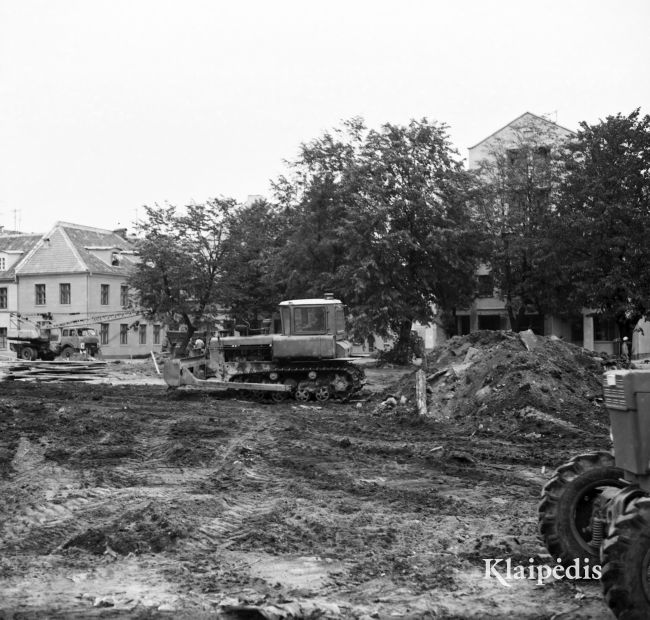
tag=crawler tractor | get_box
[539,369,650,619]
[164,297,365,402]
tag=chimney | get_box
[113,227,127,240]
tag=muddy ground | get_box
[0,335,616,619]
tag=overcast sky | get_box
[1,0,648,234]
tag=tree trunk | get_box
[439,308,458,338]
[177,313,196,357]
[415,370,427,416]
[392,319,413,366]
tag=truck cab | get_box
[274,297,352,359]
[55,327,100,357]
[279,298,347,338]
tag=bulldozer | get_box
[539,369,650,619]
[163,296,366,402]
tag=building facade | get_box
[0,233,42,357]
[1,222,164,359]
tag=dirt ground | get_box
[0,334,616,619]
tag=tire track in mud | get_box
[181,405,295,553]
[0,383,613,618]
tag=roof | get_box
[0,234,42,279]
[468,111,576,151]
[15,222,137,276]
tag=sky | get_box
[0,0,648,235]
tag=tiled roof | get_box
[15,222,136,276]
[0,234,42,279]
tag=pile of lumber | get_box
[0,360,108,382]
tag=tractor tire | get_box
[601,496,650,620]
[539,451,625,565]
[20,346,37,361]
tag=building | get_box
[468,111,575,170]
[0,222,164,358]
[459,112,649,357]
[458,113,575,339]
[0,233,42,357]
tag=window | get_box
[334,306,346,334]
[477,275,494,298]
[0,257,5,271]
[120,284,129,307]
[0,327,6,349]
[59,283,71,305]
[0,287,7,309]
[100,323,109,345]
[521,314,545,335]
[533,145,550,166]
[153,324,161,345]
[120,323,128,345]
[594,315,617,341]
[506,148,526,168]
[35,284,46,305]
[293,306,326,334]
[101,284,109,305]
[570,316,584,344]
[478,314,501,330]
[139,324,147,344]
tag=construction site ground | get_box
[0,332,615,619]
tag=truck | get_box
[539,369,650,619]
[164,296,366,402]
[7,310,139,361]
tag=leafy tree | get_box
[219,198,286,329]
[343,119,482,357]
[550,109,650,345]
[471,116,572,331]
[129,198,234,351]
[270,118,366,299]
[271,118,482,362]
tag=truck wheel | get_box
[20,346,37,361]
[60,348,74,360]
[601,496,650,620]
[539,451,625,565]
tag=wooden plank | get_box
[416,369,428,416]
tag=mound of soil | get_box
[383,330,609,438]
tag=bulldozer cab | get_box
[279,298,347,339]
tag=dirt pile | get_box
[383,330,609,439]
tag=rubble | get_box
[379,330,608,438]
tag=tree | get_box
[550,109,650,345]
[471,116,571,331]
[344,119,482,358]
[129,198,234,351]
[270,118,366,300]
[271,117,482,362]
[219,198,286,328]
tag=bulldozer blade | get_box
[163,358,291,393]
